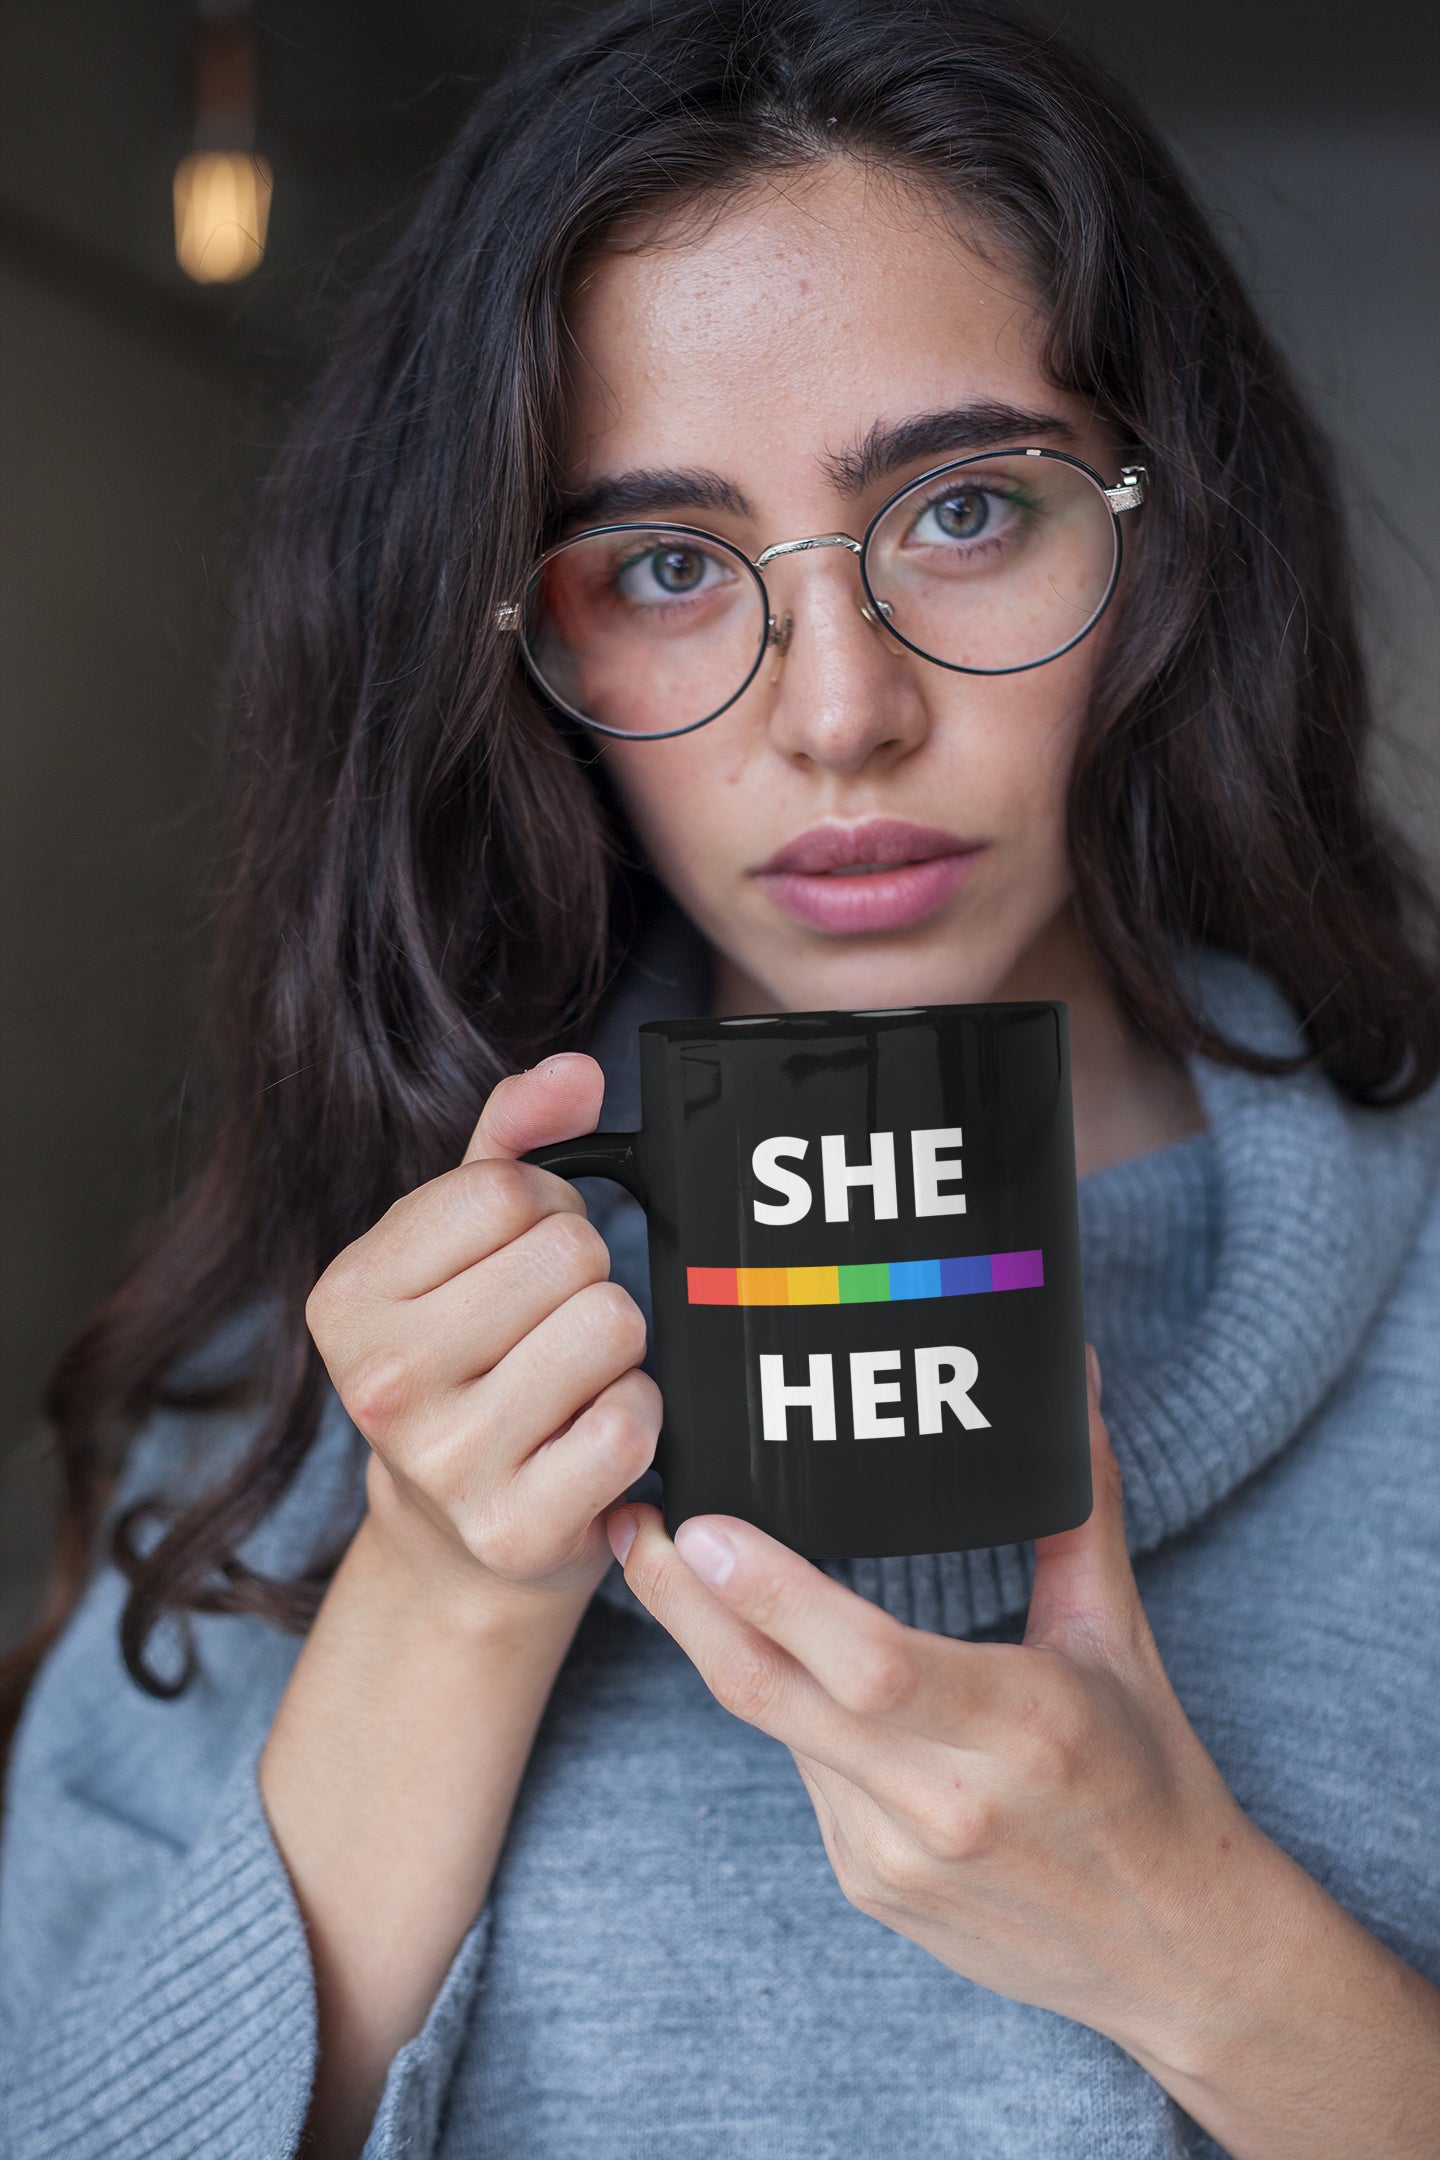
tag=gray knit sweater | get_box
[4,924,1439,2160]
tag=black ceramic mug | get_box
[522,1002,1091,1559]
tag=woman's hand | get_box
[607,1348,1241,2049]
[306,1051,659,1616]
[274,1055,659,2159]
[606,1350,1440,2160]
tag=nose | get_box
[759,550,930,776]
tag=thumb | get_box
[462,1052,606,1165]
[1023,1345,1143,1656]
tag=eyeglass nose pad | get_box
[858,598,896,631]
[766,612,794,654]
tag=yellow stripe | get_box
[786,1265,840,1305]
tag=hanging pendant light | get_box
[173,0,271,284]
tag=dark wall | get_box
[2,0,1436,1643]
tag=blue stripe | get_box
[888,1258,943,1300]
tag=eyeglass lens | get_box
[521,452,1120,737]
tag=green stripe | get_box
[837,1262,890,1303]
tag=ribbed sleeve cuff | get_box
[360,1907,493,2159]
[3,1749,316,2160]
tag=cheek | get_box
[599,738,741,882]
[927,651,1094,832]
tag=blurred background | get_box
[2,0,1437,1647]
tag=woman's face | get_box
[560,159,1128,1013]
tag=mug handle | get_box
[520,1132,647,1206]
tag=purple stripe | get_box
[990,1248,1044,1292]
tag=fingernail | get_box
[607,1509,638,1564]
[675,1520,736,1587]
[1086,1343,1103,1405]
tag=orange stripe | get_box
[735,1266,790,1306]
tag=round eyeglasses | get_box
[495,446,1146,740]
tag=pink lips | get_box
[754,818,982,934]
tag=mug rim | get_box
[639,999,1067,1042]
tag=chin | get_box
[762,929,1024,1015]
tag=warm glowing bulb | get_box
[173,150,272,283]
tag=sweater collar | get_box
[585,911,1440,1637]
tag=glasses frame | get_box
[496,445,1147,742]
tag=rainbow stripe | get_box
[687,1250,1044,1306]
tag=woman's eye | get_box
[909,486,1017,547]
[616,543,729,602]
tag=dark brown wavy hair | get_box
[6,0,1438,1728]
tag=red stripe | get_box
[687,1266,738,1305]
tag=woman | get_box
[3,2,1437,2155]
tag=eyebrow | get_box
[558,401,1076,529]
[825,402,1076,494]
[558,466,749,530]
